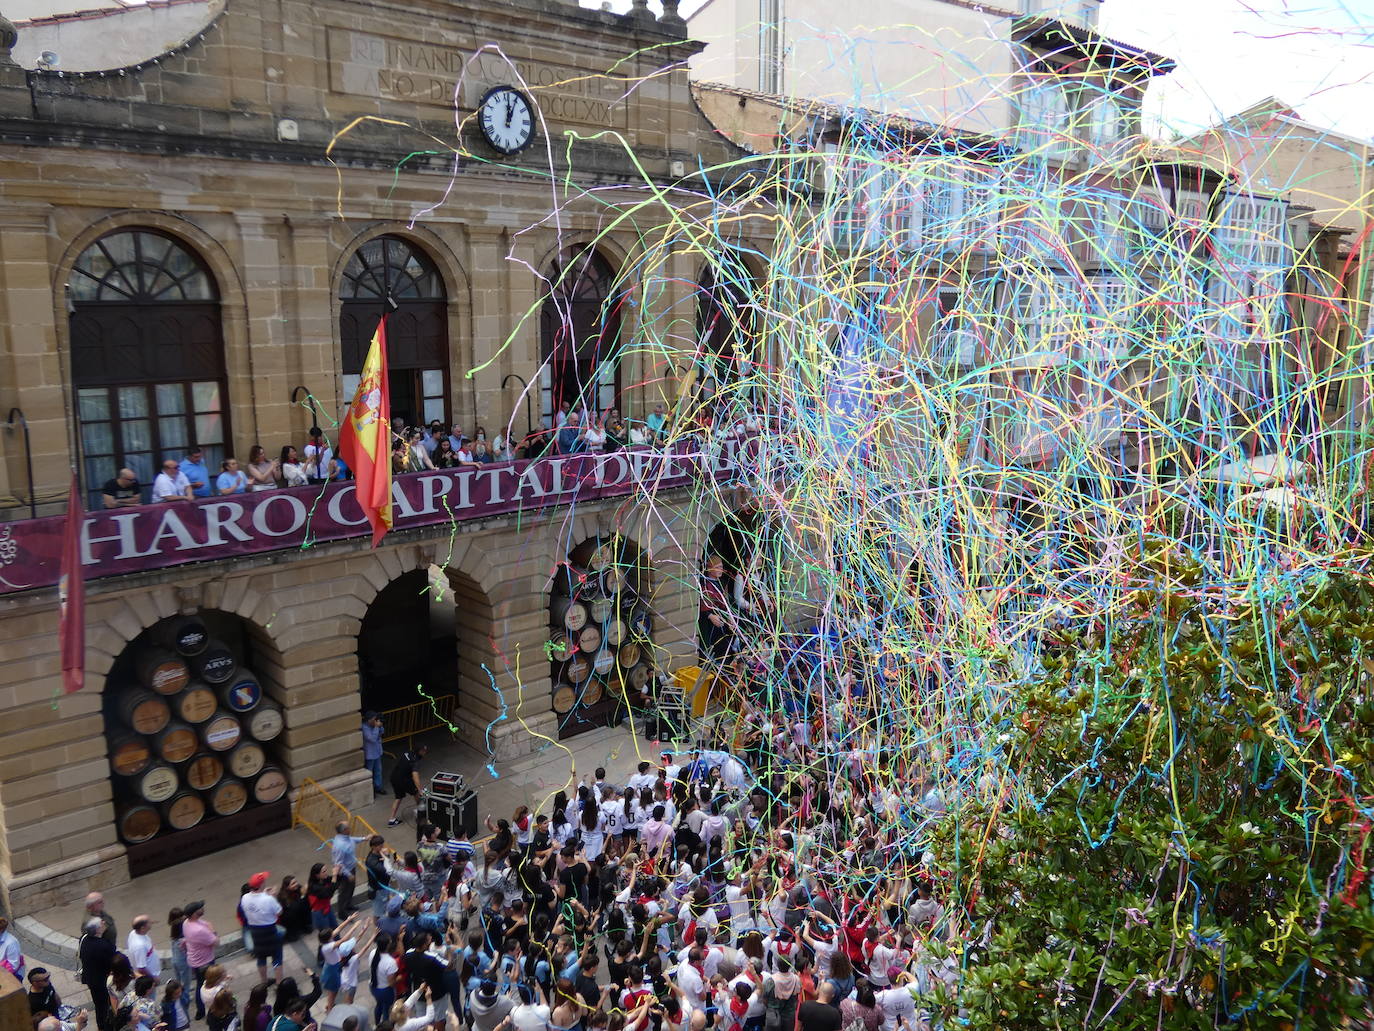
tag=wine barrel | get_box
[592,649,615,676]
[247,701,283,742]
[174,682,218,724]
[548,637,574,663]
[578,624,602,654]
[601,565,626,596]
[153,722,198,764]
[119,689,171,735]
[253,766,288,804]
[582,679,604,705]
[564,655,592,683]
[185,753,225,791]
[158,617,209,657]
[202,711,242,752]
[617,641,642,669]
[193,640,237,685]
[589,597,614,623]
[551,597,589,633]
[552,684,576,714]
[630,607,652,638]
[604,618,627,647]
[219,674,262,713]
[110,735,152,777]
[226,740,265,779]
[138,649,190,696]
[132,762,180,803]
[118,805,161,844]
[163,791,206,831]
[627,663,652,691]
[208,777,248,817]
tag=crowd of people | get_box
[48,740,956,1031]
[95,388,763,509]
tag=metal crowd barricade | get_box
[379,694,458,748]
[292,777,379,859]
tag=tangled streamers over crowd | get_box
[320,27,1374,1027]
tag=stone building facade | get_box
[0,0,745,911]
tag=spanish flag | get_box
[340,316,392,548]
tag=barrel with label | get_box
[133,762,180,803]
[630,607,652,638]
[592,649,615,676]
[174,682,218,725]
[138,649,190,696]
[220,674,261,713]
[627,662,652,691]
[617,641,641,669]
[552,683,576,714]
[193,641,237,685]
[110,735,153,777]
[551,597,589,633]
[578,624,602,654]
[185,753,225,791]
[119,689,171,735]
[153,722,199,763]
[158,617,209,657]
[548,637,574,663]
[601,564,626,596]
[253,766,288,804]
[564,655,592,683]
[247,701,283,742]
[604,618,626,648]
[162,791,206,831]
[118,805,162,844]
[226,740,265,779]
[202,711,242,752]
[589,596,614,623]
[208,777,248,816]
[582,679,604,705]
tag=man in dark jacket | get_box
[365,834,392,918]
[403,931,450,1019]
[78,919,116,1031]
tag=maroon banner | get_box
[0,443,755,595]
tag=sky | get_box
[580,0,1374,140]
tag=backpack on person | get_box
[761,979,796,1031]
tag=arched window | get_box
[695,258,755,387]
[68,229,226,508]
[340,236,448,431]
[540,248,622,423]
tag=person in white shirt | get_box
[674,948,708,1014]
[152,459,193,502]
[510,983,551,1031]
[240,872,284,982]
[875,980,918,1031]
[0,916,23,980]
[126,916,161,979]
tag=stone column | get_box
[0,206,64,516]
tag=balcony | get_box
[0,442,756,595]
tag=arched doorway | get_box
[103,609,286,874]
[68,229,226,509]
[340,236,449,431]
[540,248,623,423]
[548,534,653,739]
[356,567,459,716]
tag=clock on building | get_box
[478,85,534,155]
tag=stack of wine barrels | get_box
[110,616,288,845]
[548,541,655,734]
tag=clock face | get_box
[478,86,534,155]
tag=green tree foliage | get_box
[928,549,1374,1028]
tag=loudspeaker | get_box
[426,791,478,838]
